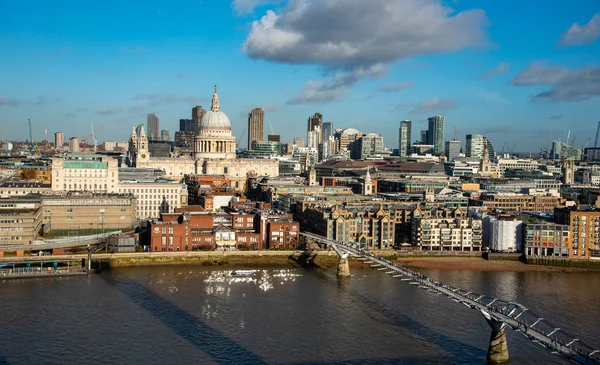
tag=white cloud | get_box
[559,14,600,46]
[243,0,487,103]
[409,97,456,114]
[232,0,282,16]
[510,61,600,102]
[377,81,414,93]
[288,64,387,104]
[0,95,21,107]
[132,93,205,106]
[95,107,124,116]
[479,62,509,78]
[243,0,488,69]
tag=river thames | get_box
[0,266,598,364]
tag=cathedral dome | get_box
[200,110,231,130]
[199,86,232,134]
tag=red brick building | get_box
[148,209,299,251]
[266,220,300,249]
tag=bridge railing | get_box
[455,290,600,361]
[31,230,122,246]
[301,233,600,363]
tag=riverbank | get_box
[393,256,600,272]
[103,254,598,273]
[3,250,598,273]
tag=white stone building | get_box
[51,155,119,193]
[117,180,187,219]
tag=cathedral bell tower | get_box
[136,125,150,165]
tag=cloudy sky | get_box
[1,0,599,152]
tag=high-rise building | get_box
[54,132,64,149]
[551,141,582,160]
[466,134,495,159]
[427,115,445,155]
[267,134,280,143]
[420,130,428,144]
[192,106,206,132]
[307,113,323,145]
[68,137,80,153]
[398,120,411,157]
[179,118,194,132]
[445,140,461,161]
[147,113,160,141]
[322,122,333,140]
[307,126,322,150]
[248,108,264,149]
[350,133,385,160]
[293,137,305,147]
[161,129,170,142]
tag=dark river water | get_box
[0,266,599,364]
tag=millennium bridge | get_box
[301,232,600,364]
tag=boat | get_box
[230,270,255,277]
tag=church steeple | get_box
[211,85,220,112]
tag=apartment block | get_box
[554,207,600,259]
[412,217,482,251]
[523,222,570,257]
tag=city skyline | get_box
[1,1,599,151]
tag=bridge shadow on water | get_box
[297,272,487,365]
[355,293,486,363]
[102,275,268,365]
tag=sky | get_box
[0,0,599,152]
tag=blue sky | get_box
[1,0,599,152]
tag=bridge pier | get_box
[337,256,350,277]
[480,310,509,363]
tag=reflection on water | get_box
[0,266,597,364]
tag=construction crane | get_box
[28,118,35,150]
[453,126,459,141]
[595,121,600,148]
[500,142,507,155]
[268,120,275,135]
[237,126,247,149]
[81,124,104,151]
[1,127,6,143]
[33,141,42,156]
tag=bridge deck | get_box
[302,232,600,365]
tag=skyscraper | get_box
[307,113,323,145]
[161,129,170,142]
[398,120,411,157]
[420,130,428,144]
[248,108,264,149]
[322,122,333,140]
[147,113,160,141]
[293,137,305,147]
[192,106,206,132]
[445,140,461,161]
[179,118,194,132]
[54,132,64,149]
[466,134,495,159]
[427,115,445,155]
